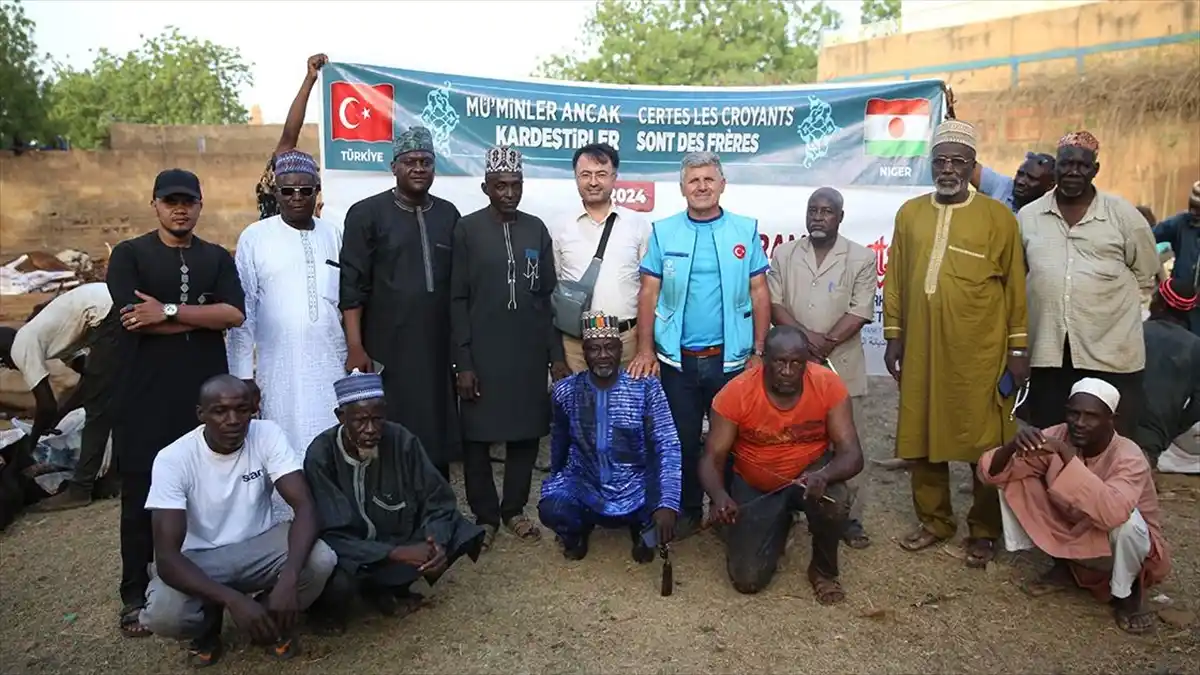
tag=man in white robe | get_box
[228,150,347,523]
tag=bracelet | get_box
[1009,349,1027,357]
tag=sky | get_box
[24,0,861,125]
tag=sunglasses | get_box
[278,186,317,197]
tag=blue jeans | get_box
[659,352,741,516]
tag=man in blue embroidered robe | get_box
[539,311,683,562]
[304,371,485,621]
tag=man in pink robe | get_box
[978,377,1170,634]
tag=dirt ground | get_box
[2,377,1197,674]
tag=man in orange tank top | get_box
[700,325,864,604]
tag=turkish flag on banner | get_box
[329,82,395,143]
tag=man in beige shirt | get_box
[551,143,651,372]
[1018,131,1159,437]
[767,187,877,548]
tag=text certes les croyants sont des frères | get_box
[465,95,797,154]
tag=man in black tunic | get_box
[305,372,484,625]
[451,146,569,549]
[340,127,460,479]
[105,169,246,637]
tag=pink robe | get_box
[978,424,1171,600]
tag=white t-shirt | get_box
[145,420,302,552]
[10,283,113,390]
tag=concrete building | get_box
[818,0,1199,91]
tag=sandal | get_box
[898,526,944,552]
[1114,609,1157,635]
[119,605,152,638]
[964,537,997,569]
[1019,561,1074,597]
[808,565,846,606]
[504,515,543,542]
[480,524,497,552]
[186,635,223,668]
[843,520,871,549]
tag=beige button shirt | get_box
[767,235,876,397]
[1019,189,1159,373]
[550,204,651,320]
[10,282,113,390]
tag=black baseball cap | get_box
[153,168,203,200]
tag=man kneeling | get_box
[701,326,863,603]
[304,372,485,624]
[142,376,336,667]
[538,311,682,562]
[979,378,1171,634]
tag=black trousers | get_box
[462,439,539,527]
[119,471,154,609]
[70,315,121,493]
[1021,339,1144,437]
[724,474,851,595]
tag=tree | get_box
[47,27,252,148]
[536,0,842,86]
[860,0,900,25]
[0,0,52,147]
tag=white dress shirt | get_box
[551,204,652,321]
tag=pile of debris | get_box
[1,248,107,296]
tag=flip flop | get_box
[964,537,997,569]
[898,526,944,552]
[119,606,152,638]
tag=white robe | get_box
[227,216,347,523]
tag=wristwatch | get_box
[163,303,179,321]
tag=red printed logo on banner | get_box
[867,236,890,288]
[330,82,395,143]
[612,181,655,212]
[733,243,747,260]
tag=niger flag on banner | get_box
[863,98,931,158]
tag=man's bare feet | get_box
[1112,581,1156,634]
[1019,559,1075,597]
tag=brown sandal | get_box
[504,515,542,542]
[898,526,944,552]
[808,565,846,606]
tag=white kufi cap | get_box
[1069,377,1120,414]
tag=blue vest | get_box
[650,210,761,373]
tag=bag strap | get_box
[592,212,619,261]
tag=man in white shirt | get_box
[140,375,336,668]
[0,283,119,510]
[552,143,652,372]
[227,150,346,525]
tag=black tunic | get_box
[106,232,245,473]
[451,208,563,442]
[340,190,461,468]
[304,423,485,578]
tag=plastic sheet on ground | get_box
[8,409,87,493]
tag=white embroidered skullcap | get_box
[1069,377,1120,414]
[485,145,523,175]
[932,119,977,152]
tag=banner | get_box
[318,63,947,377]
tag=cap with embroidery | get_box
[485,145,523,175]
[581,310,621,340]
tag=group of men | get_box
[0,79,1195,660]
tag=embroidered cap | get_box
[393,126,435,160]
[485,145,523,175]
[273,150,319,180]
[1057,130,1100,156]
[581,310,621,340]
[334,370,385,407]
[1069,377,1120,414]
[931,119,977,152]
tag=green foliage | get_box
[536,0,843,86]
[0,0,52,146]
[47,27,253,148]
[860,0,900,25]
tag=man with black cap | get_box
[340,127,462,480]
[105,168,246,638]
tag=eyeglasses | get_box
[278,186,317,197]
[932,156,972,171]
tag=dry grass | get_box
[2,378,1198,674]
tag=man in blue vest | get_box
[629,151,771,534]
